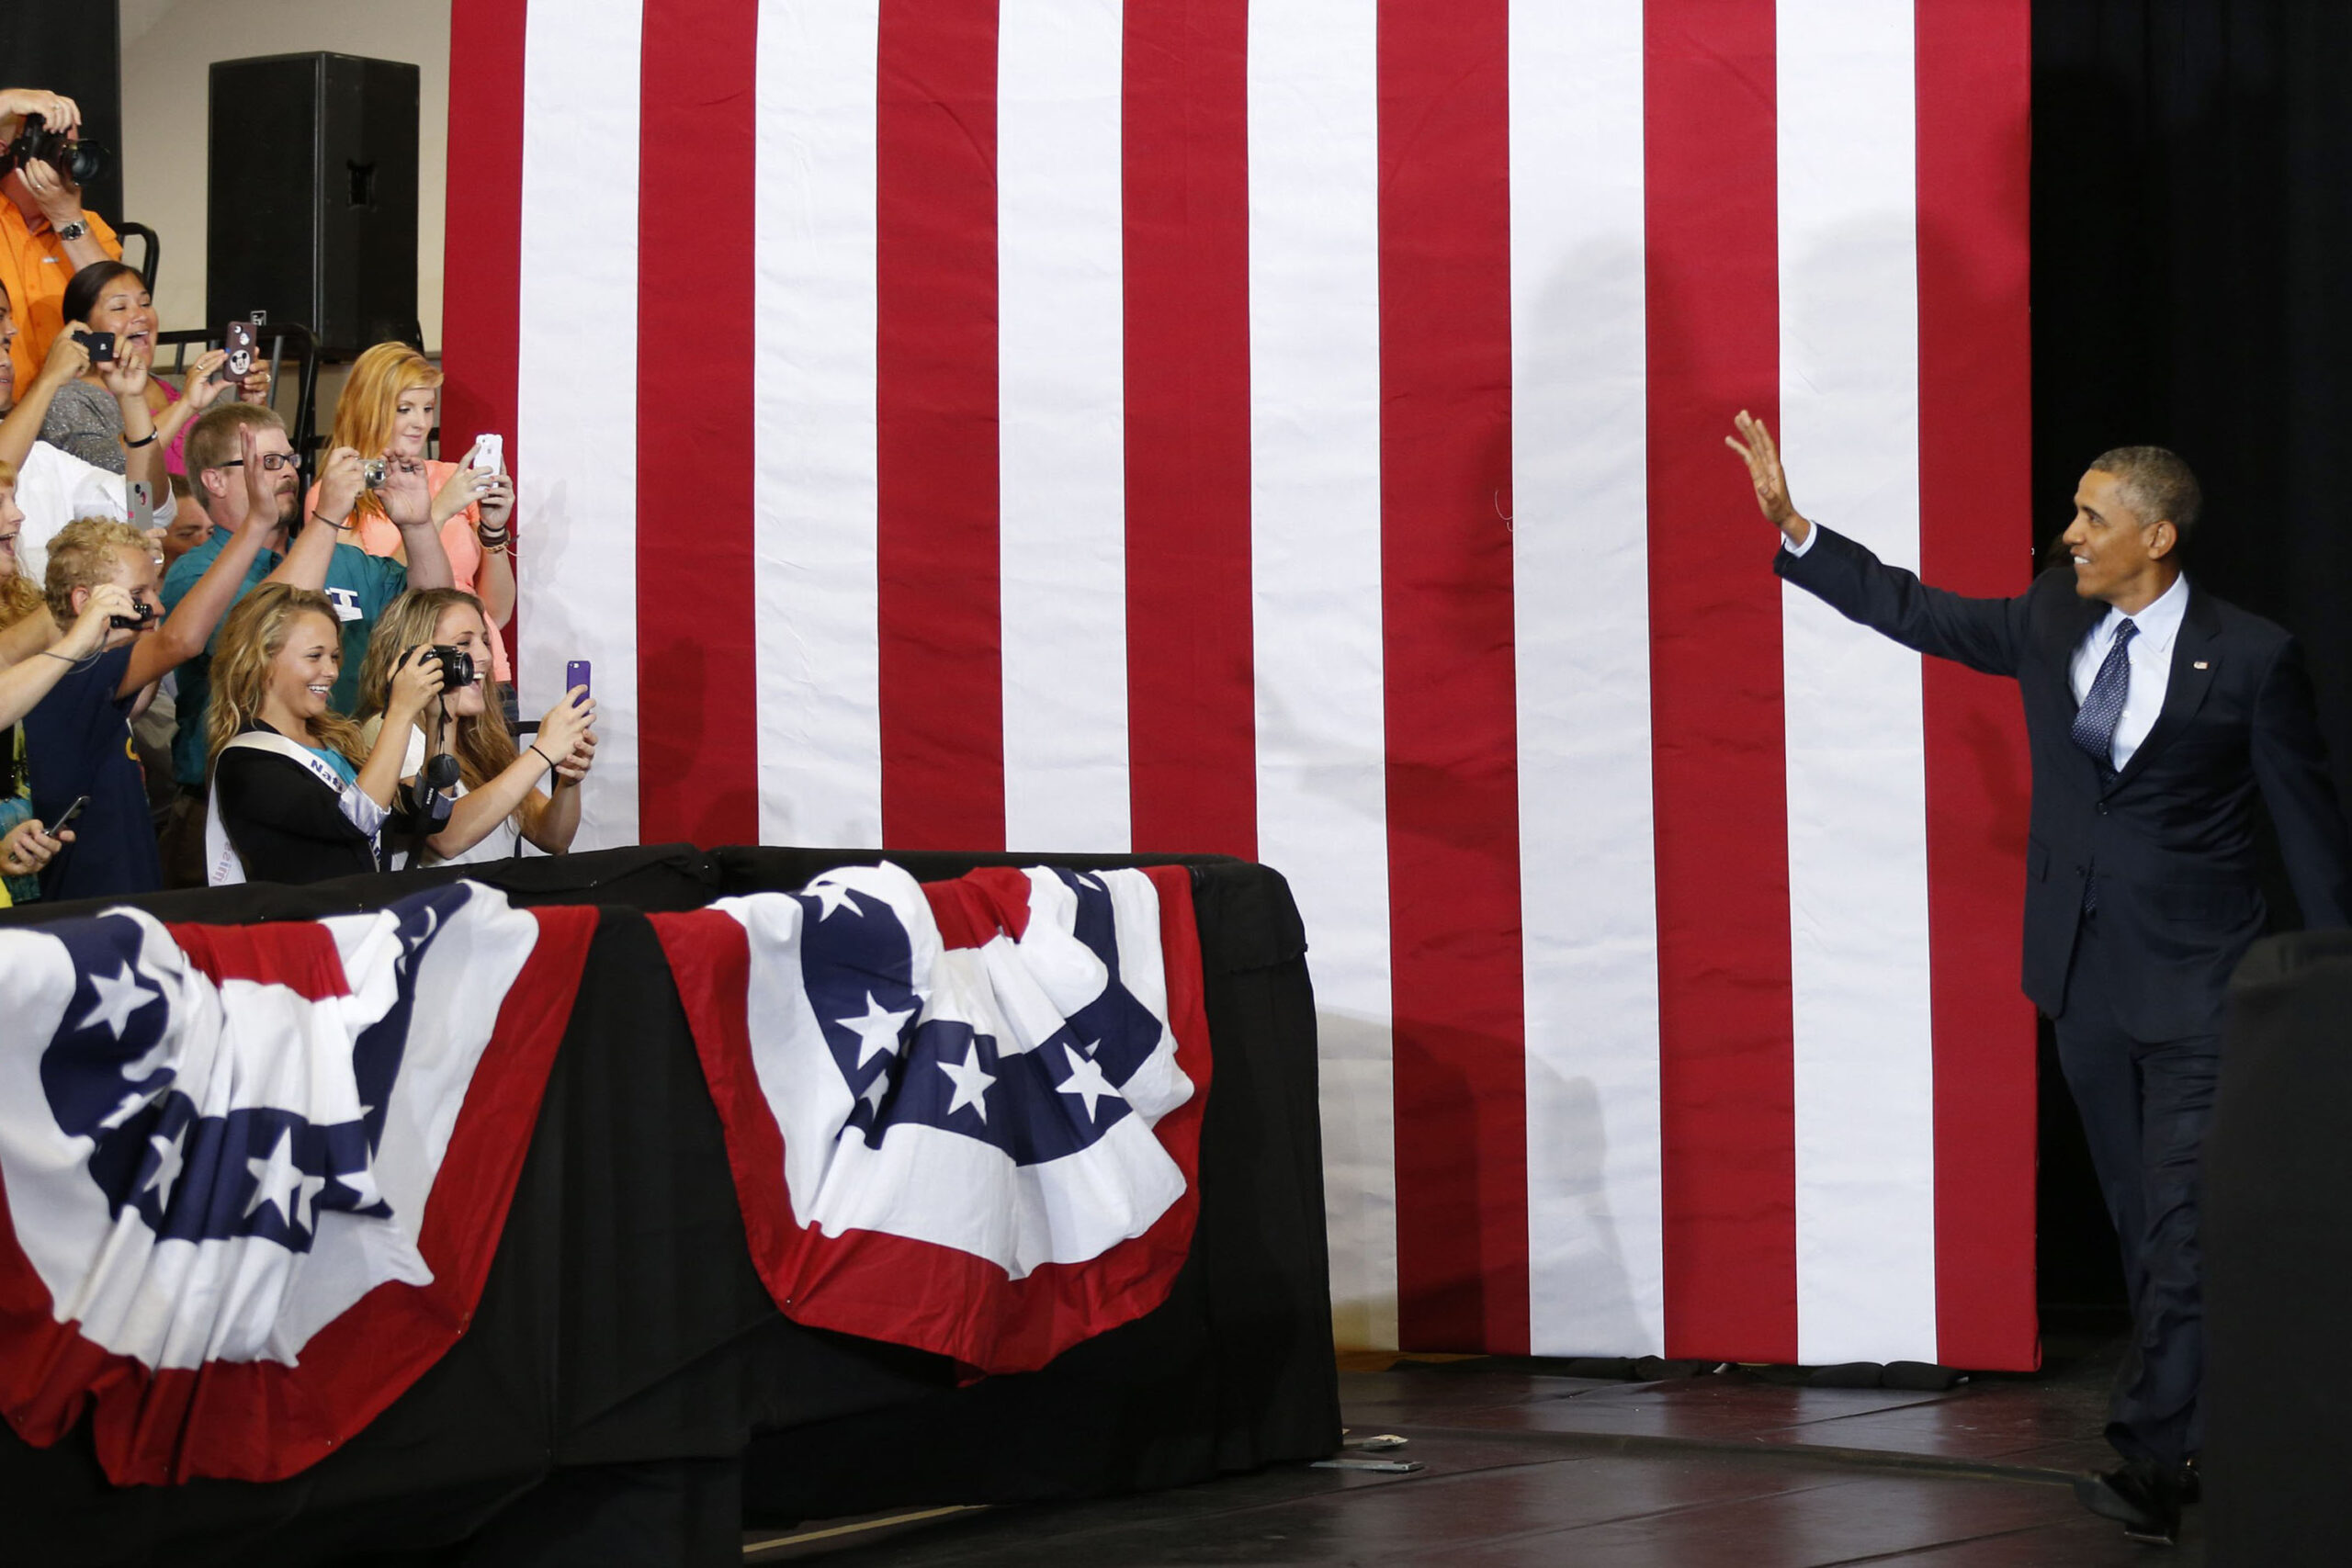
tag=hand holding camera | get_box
[182,349,235,413]
[35,325,89,390]
[534,689,596,776]
[314,446,366,524]
[67,582,139,655]
[377,455,435,528]
[96,333,151,401]
[0,816,73,879]
[431,457,493,526]
[0,91,81,140]
[385,644,450,721]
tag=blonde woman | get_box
[304,342,514,684]
[357,588,595,867]
[204,581,443,886]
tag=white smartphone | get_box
[470,434,504,476]
[127,479,154,534]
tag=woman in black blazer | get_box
[203,581,443,886]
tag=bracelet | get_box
[124,431,158,449]
[478,530,512,550]
[40,649,75,662]
[320,512,356,531]
[530,743,559,771]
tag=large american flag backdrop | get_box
[439,0,2036,1366]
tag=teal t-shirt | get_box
[162,532,409,787]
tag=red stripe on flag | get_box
[1379,0,1529,1354]
[1122,0,1256,859]
[1645,0,1798,1362]
[1916,0,2041,1372]
[439,0,528,677]
[876,0,1006,849]
[634,0,762,845]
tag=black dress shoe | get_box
[2074,1462,2182,1545]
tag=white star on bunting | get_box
[141,1129,187,1209]
[838,993,916,1067]
[1056,1043,1124,1123]
[807,880,866,920]
[78,963,156,1038]
[243,1128,308,1228]
[937,1042,996,1122]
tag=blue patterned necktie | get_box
[2072,618,2137,776]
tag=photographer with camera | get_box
[42,262,249,478]
[0,495,275,899]
[155,403,455,884]
[357,589,594,868]
[0,280,183,571]
[308,343,513,685]
[203,581,443,886]
[0,95,120,397]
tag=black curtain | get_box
[2030,2,2352,1320]
[2033,2,2352,805]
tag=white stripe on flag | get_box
[517,0,644,851]
[997,0,1131,853]
[1776,0,1939,1364]
[1248,0,1395,1350]
[1510,0,1666,1358]
[754,0,885,848]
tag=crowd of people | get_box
[0,86,596,906]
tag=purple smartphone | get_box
[565,660,592,705]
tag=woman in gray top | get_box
[40,261,258,474]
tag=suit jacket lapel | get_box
[2038,580,2105,716]
[2109,580,2222,794]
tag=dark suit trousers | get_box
[2054,911,2219,1469]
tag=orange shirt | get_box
[302,459,513,682]
[1,202,121,392]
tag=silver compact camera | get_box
[361,457,389,490]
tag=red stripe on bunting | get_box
[876,0,1007,850]
[1379,0,1529,1354]
[1916,0,2041,1372]
[634,0,762,845]
[1122,0,1257,859]
[439,0,528,677]
[1644,0,1798,1363]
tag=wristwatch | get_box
[54,219,87,242]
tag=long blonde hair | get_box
[357,588,541,835]
[0,457,33,630]
[207,583,368,767]
[331,342,445,523]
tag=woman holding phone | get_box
[305,342,515,688]
[203,581,441,886]
[37,262,259,476]
[356,588,594,867]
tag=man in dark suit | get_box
[1726,412,2352,1545]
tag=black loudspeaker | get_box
[0,7,127,227]
[208,52,419,356]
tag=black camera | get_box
[107,599,154,631]
[1,115,107,187]
[427,645,477,690]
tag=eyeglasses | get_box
[218,454,300,472]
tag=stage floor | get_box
[740,1327,2200,1565]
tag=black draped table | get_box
[0,845,1340,1566]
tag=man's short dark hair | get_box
[2090,446,2202,547]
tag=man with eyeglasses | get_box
[156,402,454,885]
